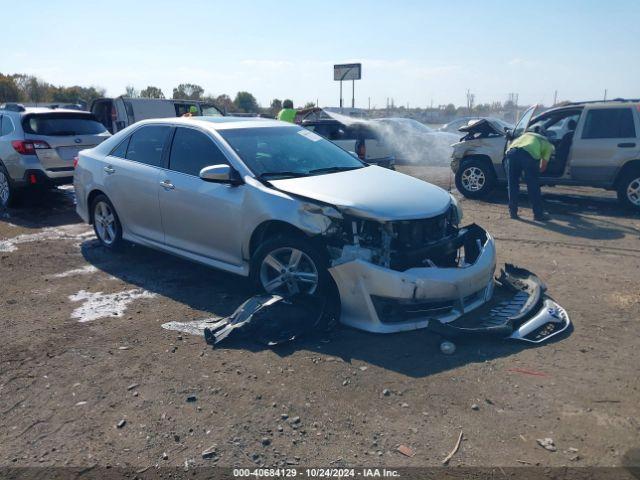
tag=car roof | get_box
[136,116,294,131]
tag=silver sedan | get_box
[74,117,496,333]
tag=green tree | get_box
[140,86,165,99]
[124,85,139,98]
[172,83,204,100]
[214,94,234,114]
[233,91,259,113]
[0,74,20,102]
[50,85,106,105]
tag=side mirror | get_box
[504,129,513,140]
[199,164,242,185]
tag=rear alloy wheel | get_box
[0,166,15,208]
[617,170,640,211]
[92,195,123,250]
[455,158,496,199]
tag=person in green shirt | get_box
[505,128,554,221]
[277,100,321,124]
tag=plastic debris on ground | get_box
[203,293,331,347]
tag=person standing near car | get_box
[505,128,554,221]
[277,100,321,124]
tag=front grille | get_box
[372,295,454,323]
[393,212,452,250]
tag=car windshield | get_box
[219,126,366,179]
[23,113,107,136]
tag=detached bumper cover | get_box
[426,264,570,343]
[329,225,497,333]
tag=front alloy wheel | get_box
[460,166,486,192]
[259,247,319,296]
[626,176,640,207]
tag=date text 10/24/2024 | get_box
[233,468,401,478]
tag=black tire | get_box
[455,157,497,199]
[91,194,124,250]
[250,234,339,330]
[0,163,17,208]
[616,169,640,211]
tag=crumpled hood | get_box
[269,165,452,221]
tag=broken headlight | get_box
[449,194,463,226]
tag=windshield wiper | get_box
[259,171,310,180]
[307,165,364,175]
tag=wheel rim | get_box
[461,166,486,192]
[94,201,117,245]
[626,177,640,206]
[259,247,319,296]
[0,171,10,206]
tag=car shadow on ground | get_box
[80,238,567,379]
[0,186,81,229]
[483,187,640,241]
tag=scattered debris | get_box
[281,413,289,420]
[203,294,331,347]
[186,395,197,403]
[397,445,415,457]
[127,383,139,391]
[162,452,168,460]
[261,437,271,446]
[440,341,456,355]
[442,430,463,465]
[382,389,391,396]
[400,402,409,408]
[508,368,549,377]
[471,403,480,411]
[201,445,217,459]
[162,318,223,337]
[291,416,301,424]
[116,420,126,429]
[537,438,557,452]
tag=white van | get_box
[90,97,224,133]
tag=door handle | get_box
[160,180,175,190]
[103,165,115,174]
[618,142,636,148]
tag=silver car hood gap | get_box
[269,166,452,221]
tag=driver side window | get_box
[168,127,228,176]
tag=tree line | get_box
[0,72,314,117]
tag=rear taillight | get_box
[11,140,51,155]
[73,156,79,168]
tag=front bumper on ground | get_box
[329,224,497,333]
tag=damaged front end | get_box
[319,206,569,343]
[321,203,498,333]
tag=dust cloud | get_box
[322,111,460,166]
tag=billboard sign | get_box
[334,63,362,81]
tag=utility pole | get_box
[604,89,608,101]
[553,90,558,106]
[368,97,371,110]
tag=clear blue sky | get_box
[1,0,638,108]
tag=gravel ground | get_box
[1,169,639,470]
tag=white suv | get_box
[451,99,640,210]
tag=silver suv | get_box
[0,104,110,207]
[74,117,498,334]
[451,99,640,210]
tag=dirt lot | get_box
[1,167,639,470]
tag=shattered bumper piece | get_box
[427,264,571,343]
[328,225,497,333]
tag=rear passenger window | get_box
[169,127,228,176]
[109,137,130,158]
[582,108,636,139]
[1,116,14,136]
[125,126,170,167]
